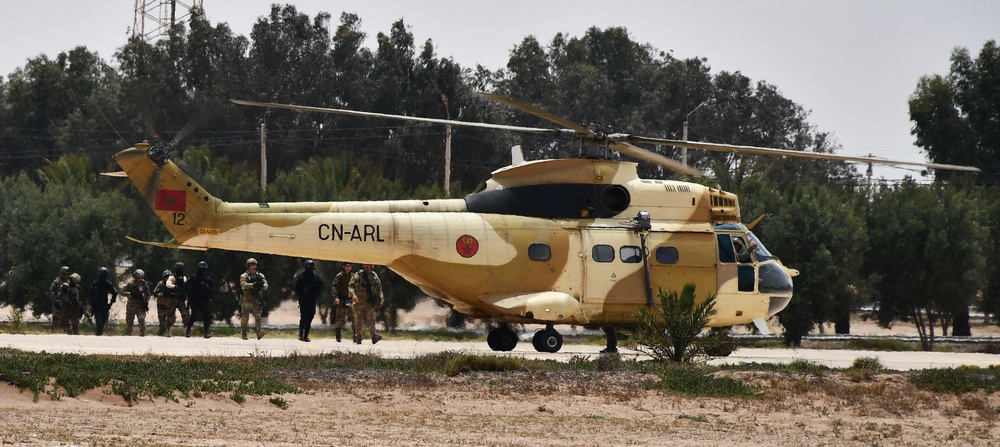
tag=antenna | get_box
[132,0,205,41]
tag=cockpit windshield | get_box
[746,232,774,262]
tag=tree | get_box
[864,181,987,350]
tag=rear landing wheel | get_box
[532,328,563,353]
[487,326,518,351]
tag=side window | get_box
[592,244,615,263]
[528,243,551,261]
[655,246,679,264]
[732,236,752,263]
[620,245,642,263]
[717,234,736,263]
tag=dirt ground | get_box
[2,367,999,447]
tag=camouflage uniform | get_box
[153,271,171,336]
[49,269,69,332]
[59,275,83,335]
[330,264,355,342]
[164,269,191,337]
[349,265,384,344]
[122,273,151,336]
[239,260,268,340]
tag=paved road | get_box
[2,334,998,371]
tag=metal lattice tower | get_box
[132,0,205,41]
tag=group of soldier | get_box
[47,258,385,343]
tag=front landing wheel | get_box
[532,328,563,353]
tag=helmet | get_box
[162,269,172,279]
[133,269,145,278]
[341,262,353,270]
[60,266,70,275]
[69,273,81,283]
[247,257,258,267]
[304,259,316,270]
[197,260,208,270]
[98,267,110,277]
[174,261,185,272]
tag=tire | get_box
[533,329,562,353]
[488,327,518,351]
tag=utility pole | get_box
[441,94,452,195]
[132,0,205,41]
[682,99,710,167]
[260,120,267,194]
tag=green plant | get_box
[624,283,717,363]
[269,396,288,410]
[677,413,710,423]
[443,354,526,376]
[657,365,760,398]
[7,308,26,334]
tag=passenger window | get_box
[655,246,679,264]
[620,246,642,263]
[592,244,615,263]
[528,243,551,261]
[717,234,736,263]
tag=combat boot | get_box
[335,329,342,342]
[139,327,145,337]
[256,330,265,340]
[241,329,248,340]
[372,334,382,344]
[184,326,191,338]
[165,326,172,337]
[204,332,211,339]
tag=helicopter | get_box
[114,93,979,353]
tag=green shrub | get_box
[625,283,717,363]
[909,366,1000,394]
[443,354,527,376]
[658,365,760,398]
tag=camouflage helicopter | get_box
[114,94,979,353]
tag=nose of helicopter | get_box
[758,261,794,316]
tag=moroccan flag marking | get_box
[456,234,479,258]
[155,189,186,212]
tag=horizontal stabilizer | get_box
[125,235,207,251]
[100,171,128,178]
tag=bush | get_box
[658,365,760,398]
[625,283,717,363]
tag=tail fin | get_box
[115,142,221,245]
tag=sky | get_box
[1,0,998,180]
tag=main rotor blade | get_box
[624,136,981,173]
[613,142,703,177]
[478,93,593,135]
[230,99,564,137]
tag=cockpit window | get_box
[746,232,774,261]
[732,236,753,263]
[717,234,736,263]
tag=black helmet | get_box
[197,260,208,270]
[162,269,172,279]
[60,266,70,275]
[341,262,353,270]
[174,261,185,271]
[98,266,110,278]
[304,259,316,270]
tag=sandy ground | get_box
[1,368,999,446]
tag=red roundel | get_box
[456,235,479,258]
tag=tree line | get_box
[1,5,998,349]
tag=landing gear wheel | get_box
[532,329,563,353]
[487,326,518,351]
[704,327,736,357]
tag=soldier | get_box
[89,266,118,336]
[122,269,151,336]
[164,262,191,337]
[238,257,268,340]
[349,263,384,344]
[50,266,70,332]
[153,270,171,336]
[293,259,324,342]
[60,273,83,335]
[330,262,355,342]
[183,260,214,338]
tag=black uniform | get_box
[294,269,325,341]
[89,275,118,336]
[184,265,215,338]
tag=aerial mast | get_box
[133,0,205,41]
